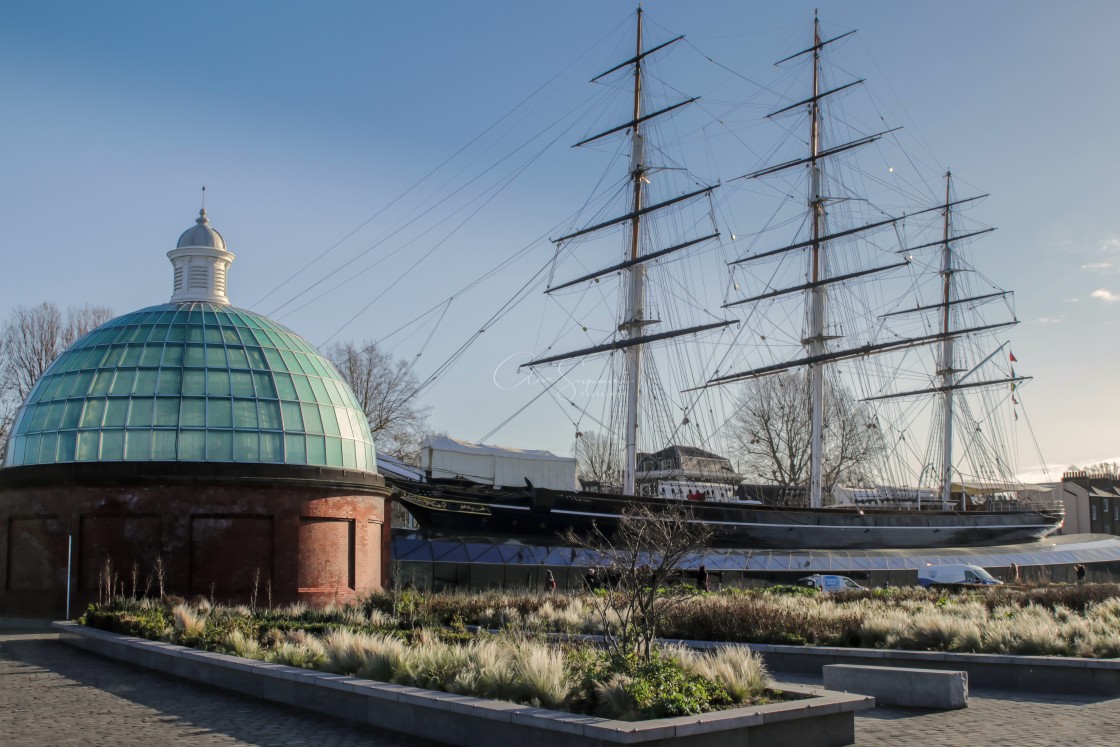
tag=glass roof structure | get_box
[4,302,376,471]
[391,532,1120,572]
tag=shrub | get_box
[225,629,261,659]
[691,646,769,703]
[171,603,206,640]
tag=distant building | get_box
[0,210,390,617]
[1061,470,1120,536]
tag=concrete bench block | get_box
[823,664,967,710]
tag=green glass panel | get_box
[9,436,26,463]
[184,344,205,367]
[100,345,125,366]
[23,434,41,464]
[42,401,65,430]
[186,325,204,343]
[249,329,271,348]
[202,310,218,327]
[281,401,304,431]
[279,350,300,372]
[132,325,154,342]
[100,429,125,460]
[109,368,137,395]
[257,400,281,430]
[133,369,158,395]
[221,326,241,345]
[60,399,83,429]
[56,431,77,462]
[208,398,232,428]
[80,398,106,428]
[40,375,65,401]
[154,398,179,426]
[104,398,128,427]
[149,325,170,343]
[245,347,267,369]
[179,430,205,460]
[205,345,227,368]
[292,374,315,402]
[16,407,34,435]
[306,435,327,466]
[208,430,233,461]
[76,348,102,370]
[140,344,164,367]
[260,432,283,462]
[120,344,142,366]
[233,399,258,428]
[325,437,343,467]
[183,369,206,395]
[89,370,114,395]
[207,369,230,396]
[180,397,207,427]
[264,348,287,371]
[319,405,340,436]
[324,379,345,407]
[309,376,331,404]
[38,433,58,463]
[157,368,182,395]
[274,373,297,400]
[252,371,277,398]
[284,434,306,464]
[125,430,151,460]
[166,325,186,342]
[301,403,324,434]
[234,431,259,461]
[342,438,356,469]
[163,344,184,366]
[153,431,177,460]
[55,372,78,398]
[127,397,154,427]
[226,346,249,369]
[231,371,254,397]
[204,326,223,344]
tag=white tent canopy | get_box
[421,436,579,492]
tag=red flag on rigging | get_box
[1009,351,1018,363]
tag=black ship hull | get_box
[389,478,1064,551]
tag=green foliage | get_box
[763,584,820,597]
[570,649,733,720]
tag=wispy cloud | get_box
[1091,288,1120,303]
[1081,261,1114,271]
[1035,316,1061,324]
[1103,238,1120,253]
[1063,297,1080,304]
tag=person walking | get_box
[1009,561,1019,583]
[696,564,710,593]
[545,570,557,595]
[1074,563,1086,583]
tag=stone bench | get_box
[823,664,968,710]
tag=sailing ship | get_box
[386,9,1064,550]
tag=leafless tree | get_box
[0,302,113,457]
[563,503,712,660]
[325,340,431,463]
[728,371,885,503]
[573,430,621,490]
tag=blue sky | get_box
[2,1,1117,476]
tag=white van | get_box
[917,564,1002,588]
[796,574,866,593]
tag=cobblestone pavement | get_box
[773,674,1120,747]
[2,631,1117,746]
[0,631,440,746]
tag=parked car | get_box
[796,574,867,593]
[917,563,1002,587]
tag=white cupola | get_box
[167,208,235,304]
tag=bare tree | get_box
[0,302,113,457]
[728,372,884,502]
[563,503,712,660]
[573,430,621,489]
[325,340,431,463]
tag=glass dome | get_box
[4,302,376,471]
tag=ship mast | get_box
[938,171,955,505]
[523,8,735,495]
[622,7,647,496]
[806,12,826,509]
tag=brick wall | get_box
[0,476,388,617]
